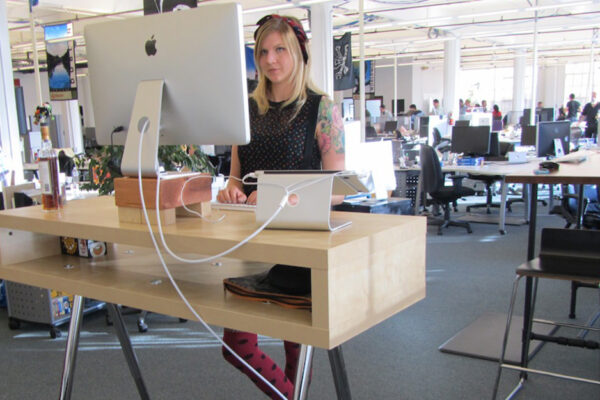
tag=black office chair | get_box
[420,145,474,235]
[466,142,514,214]
[366,125,377,138]
[432,128,451,153]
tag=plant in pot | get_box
[75,144,215,196]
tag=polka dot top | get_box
[238,93,323,195]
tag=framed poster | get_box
[46,40,77,100]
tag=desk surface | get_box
[504,150,600,184]
[0,196,426,349]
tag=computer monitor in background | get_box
[520,125,537,146]
[393,99,405,116]
[451,126,491,156]
[488,131,500,156]
[454,120,470,127]
[85,3,249,177]
[384,120,397,133]
[537,121,571,158]
[539,108,555,122]
[418,116,429,139]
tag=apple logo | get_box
[145,35,157,56]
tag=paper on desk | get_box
[553,153,588,164]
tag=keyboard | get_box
[211,202,256,212]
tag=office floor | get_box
[0,200,598,400]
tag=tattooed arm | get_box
[315,97,346,204]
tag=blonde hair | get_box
[251,16,323,120]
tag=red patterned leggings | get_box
[222,329,301,400]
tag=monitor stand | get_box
[121,80,165,178]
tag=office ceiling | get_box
[6,0,600,73]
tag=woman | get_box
[217,15,345,399]
[492,104,502,120]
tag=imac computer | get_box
[84,3,250,177]
[537,121,570,158]
[454,120,470,128]
[451,126,491,156]
[539,107,555,122]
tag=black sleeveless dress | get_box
[237,92,323,295]
[238,93,323,196]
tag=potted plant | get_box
[76,144,215,196]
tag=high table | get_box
[0,196,426,399]
[498,149,600,396]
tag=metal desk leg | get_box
[293,344,314,400]
[328,346,352,400]
[59,295,84,400]
[576,184,585,229]
[499,178,507,234]
[106,304,150,400]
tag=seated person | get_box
[408,104,424,128]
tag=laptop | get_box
[255,170,368,231]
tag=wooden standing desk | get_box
[0,196,426,399]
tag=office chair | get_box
[366,125,377,137]
[432,128,451,153]
[420,145,474,235]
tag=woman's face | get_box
[258,31,294,86]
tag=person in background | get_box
[481,99,488,113]
[465,99,472,112]
[557,106,567,121]
[566,93,581,122]
[492,104,502,120]
[430,98,445,116]
[408,103,424,129]
[536,101,543,111]
[459,98,466,118]
[580,91,599,140]
[379,104,393,124]
[217,14,345,400]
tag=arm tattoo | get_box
[317,98,345,156]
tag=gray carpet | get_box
[0,202,599,400]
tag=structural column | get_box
[0,0,24,181]
[512,49,526,125]
[309,2,334,98]
[443,38,460,119]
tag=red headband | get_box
[254,14,308,64]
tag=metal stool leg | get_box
[492,276,522,400]
[59,295,84,400]
[293,344,314,400]
[106,303,150,400]
[328,346,352,400]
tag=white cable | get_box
[135,121,287,400]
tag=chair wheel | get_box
[500,230,506,235]
[467,227,473,234]
[50,327,61,339]
[8,318,20,330]
[137,321,148,333]
[178,318,187,323]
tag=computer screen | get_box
[539,108,555,122]
[488,131,500,156]
[520,125,537,146]
[454,120,470,127]
[384,120,397,133]
[419,116,429,138]
[393,99,405,115]
[84,3,249,176]
[537,121,570,158]
[451,126,491,156]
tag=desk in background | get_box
[0,196,426,399]
[333,197,413,215]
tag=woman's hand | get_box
[246,190,258,205]
[217,185,247,204]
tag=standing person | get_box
[580,91,600,140]
[430,98,444,116]
[566,93,580,122]
[379,104,393,124]
[481,99,488,113]
[492,104,502,120]
[217,14,345,399]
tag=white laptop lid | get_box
[255,171,364,231]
